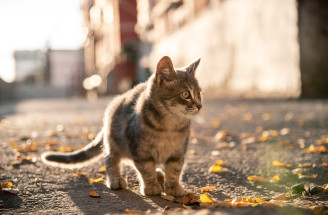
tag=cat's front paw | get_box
[165,184,185,197]
[144,182,162,196]
[107,177,127,190]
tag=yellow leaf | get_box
[269,130,279,137]
[99,166,106,172]
[215,160,223,166]
[272,175,281,182]
[89,190,100,198]
[89,177,104,183]
[247,176,270,183]
[243,113,253,121]
[212,118,221,128]
[262,113,271,120]
[1,181,13,188]
[200,194,214,203]
[272,160,291,168]
[298,163,312,168]
[73,172,84,177]
[210,165,229,173]
[322,162,328,167]
[257,135,268,142]
[306,145,326,153]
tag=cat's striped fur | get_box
[42,56,202,196]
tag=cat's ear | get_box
[186,58,201,76]
[155,56,177,86]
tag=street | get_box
[0,97,327,214]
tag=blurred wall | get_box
[299,0,328,97]
[137,0,301,98]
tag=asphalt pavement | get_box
[0,97,327,214]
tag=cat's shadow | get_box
[66,177,181,214]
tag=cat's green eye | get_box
[181,91,190,99]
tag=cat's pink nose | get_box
[196,104,202,110]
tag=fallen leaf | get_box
[280,128,290,135]
[257,135,268,142]
[262,113,272,121]
[298,163,313,168]
[209,165,229,173]
[243,113,253,121]
[272,175,281,183]
[322,162,328,167]
[215,160,223,166]
[297,119,305,127]
[125,209,146,215]
[242,145,248,151]
[247,176,270,183]
[59,146,75,152]
[73,172,84,177]
[298,174,317,179]
[273,192,291,201]
[89,190,100,198]
[99,166,106,172]
[200,194,214,203]
[272,160,291,168]
[200,186,216,193]
[161,195,175,202]
[89,177,104,183]
[214,130,229,141]
[212,118,221,128]
[269,130,279,137]
[1,181,13,188]
[278,140,293,148]
[306,145,327,153]
[182,193,200,206]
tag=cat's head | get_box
[153,56,202,119]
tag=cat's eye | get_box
[181,91,190,99]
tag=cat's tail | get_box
[41,128,104,168]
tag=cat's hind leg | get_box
[105,152,127,190]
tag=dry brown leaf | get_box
[1,181,13,188]
[322,162,328,167]
[89,190,100,198]
[278,140,293,148]
[182,193,200,206]
[161,195,175,202]
[247,176,270,183]
[272,160,291,168]
[273,192,291,201]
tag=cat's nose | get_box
[196,104,202,110]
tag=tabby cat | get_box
[42,56,202,197]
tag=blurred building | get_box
[48,49,85,97]
[14,50,47,84]
[9,49,85,100]
[136,0,328,98]
[81,0,140,94]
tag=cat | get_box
[41,56,202,197]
